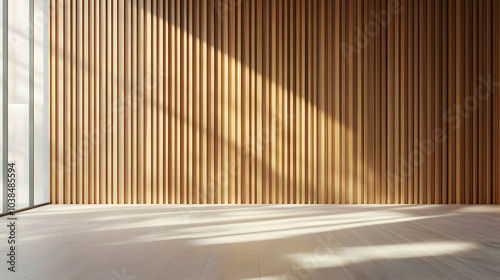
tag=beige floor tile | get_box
[0,205,499,280]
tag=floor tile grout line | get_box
[326,231,355,280]
[288,261,296,280]
[197,244,214,280]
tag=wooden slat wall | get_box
[50,0,500,204]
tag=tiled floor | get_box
[1,205,500,279]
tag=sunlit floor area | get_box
[1,205,500,280]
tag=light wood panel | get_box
[51,0,500,204]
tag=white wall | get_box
[0,0,3,212]
[34,0,50,205]
[2,0,50,211]
[8,0,30,209]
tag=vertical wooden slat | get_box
[294,0,300,204]
[270,0,276,204]
[256,0,263,204]
[426,0,433,204]
[340,0,346,204]
[215,0,221,204]
[99,0,106,204]
[283,0,289,204]
[88,0,95,204]
[308,0,314,204]
[394,0,400,204]
[234,0,241,205]
[147,0,155,204]
[388,0,395,204]
[145,0,152,204]
[71,0,77,204]
[106,0,112,203]
[435,0,442,204]
[262,0,268,203]
[365,0,372,204]
[175,0,181,204]
[137,0,144,204]
[364,0,372,204]
[76,0,83,204]
[169,0,176,204]
[401,0,407,204]
[456,0,464,204]
[164,0,170,204]
[494,0,500,205]
[250,0,255,204]
[157,0,164,204]
[288,0,293,204]
[407,0,414,204]
[299,0,305,204]
[478,0,484,204]
[253,0,258,204]
[94,0,100,204]
[58,0,64,203]
[463,0,470,204]
[413,0,419,204]
[64,0,71,204]
[229,0,234,204]
[381,0,387,204]
[243,0,250,204]
[111,0,118,203]
[442,0,448,204]
[485,0,492,204]
[150,0,157,204]
[186,0,192,204]
[207,0,214,204]
[125,0,132,204]
[317,0,325,204]
[222,0,229,204]
[472,0,478,204]
[326,0,334,204]
[200,0,207,204]
[374,0,381,204]
[418,0,426,204]
[277,0,283,204]
[191,0,198,204]
[356,0,362,204]
[131,0,138,204]
[180,0,187,204]
[447,0,455,204]
[117,0,124,204]
[82,0,89,204]
[312,0,318,205]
